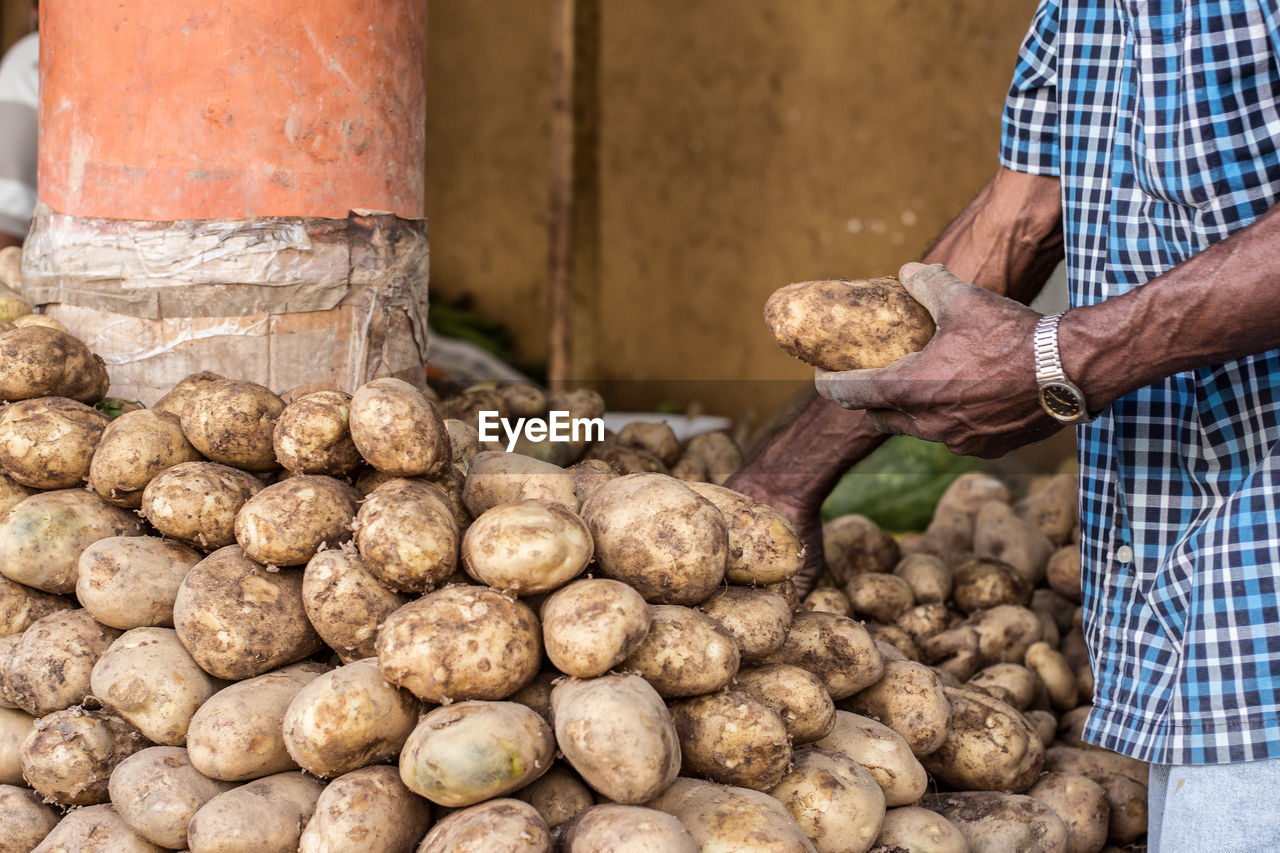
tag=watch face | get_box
[1040,383,1084,420]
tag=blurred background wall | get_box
[2,0,1046,423]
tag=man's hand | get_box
[816,262,1064,458]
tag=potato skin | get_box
[921,791,1069,853]
[299,765,433,853]
[140,461,264,550]
[88,408,203,508]
[302,547,409,662]
[0,573,72,636]
[670,690,792,791]
[399,700,555,807]
[559,804,698,853]
[282,658,419,778]
[769,747,887,853]
[920,686,1045,793]
[90,627,225,745]
[698,586,793,663]
[0,706,34,784]
[273,390,363,476]
[842,659,951,757]
[150,370,225,418]
[622,604,740,698]
[5,609,120,716]
[581,473,728,605]
[21,706,148,806]
[813,711,928,807]
[108,747,236,850]
[234,475,359,567]
[186,771,326,853]
[647,776,817,853]
[0,783,60,852]
[376,585,542,703]
[873,806,970,853]
[462,500,593,594]
[355,478,459,592]
[180,378,285,472]
[541,578,650,678]
[463,451,579,515]
[762,610,885,700]
[514,763,596,829]
[0,489,145,595]
[76,536,202,629]
[735,664,836,745]
[30,803,165,853]
[349,377,451,477]
[551,674,682,804]
[765,276,934,371]
[684,481,805,584]
[0,326,107,404]
[1026,771,1110,853]
[416,798,553,853]
[172,546,323,680]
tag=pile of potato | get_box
[0,313,1146,853]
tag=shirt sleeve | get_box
[0,33,38,239]
[1000,0,1060,177]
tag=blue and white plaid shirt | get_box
[1002,0,1280,765]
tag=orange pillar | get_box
[39,0,425,220]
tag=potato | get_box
[186,771,326,853]
[272,390,362,476]
[864,623,923,662]
[895,601,955,641]
[647,776,817,852]
[186,662,328,781]
[893,552,954,604]
[559,804,697,852]
[0,574,71,636]
[684,481,805,584]
[347,377,450,476]
[234,475,359,566]
[581,473,727,604]
[0,783,60,852]
[823,514,900,583]
[1042,746,1149,788]
[76,536,202,629]
[1047,543,1083,603]
[108,747,236,850]
[31,803,164,853]
[461,500,592,594]
[765,276,934,371]
[180,378,285,472]
[923,506,974,559]
[0,471,35,516]
[611,420,677,465]
[670,451,708,482]
[698,586,793,663]
[951,557,1031,614]
[622,604,740,697]
[920,687,1044,793]
[919,625,982,681]
[921,791,1069,853]
[302,547,410,662]
[514,763,595,829]
[682,431,743,485]
[767,578,802,611]
[972,501,1054,587]
[140,461,264,550]
[173,546,323,680]
[299,765,432,853]
[671,689,791,790]
[399,700,554,807]
[355,477,459,592]
[586,440,669,475]
[541,578,650,677]
[762,610,884,700]
[21,706,147,805]
[842,659,950,757]
[0,326,105,403]
[800,586,852,616]
[551,673,681,803]
[1025,641,1079,711]
[966,662,1041,711]
[968,604,1044,666]
[150,371,226,418]
[769,747,886,853]
[509,669,557,721]
[282,658,418,778]
[445,418,481,467]
[734,664,836,744]
[377,585,541,703]
[1026,708,1059,747]
[873,805,969,853]
[463,450,580,517]
[88,409,203,508]
[845,572,915,624]
[0,706,34,784]
[1026,772,1109,853]
[91,627,225,745]
[1093,773,1147,844]
[567,457,616,503]
[1016,473,1078,546]
[816,711,928,808]
[416,798,552,853]
[4,609,119,715]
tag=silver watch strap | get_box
[1033,312,1067,384]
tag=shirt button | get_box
[1115,545,1133,563]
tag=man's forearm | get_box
[1063,200,1280,411]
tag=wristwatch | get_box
[1033,312,1092,424]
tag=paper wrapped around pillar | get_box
[21,206,429,405]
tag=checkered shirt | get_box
[1001,0,1280,765]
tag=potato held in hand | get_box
[764,277,934,371]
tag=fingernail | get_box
[899,261,927,280]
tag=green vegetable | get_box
[821,435,980,532]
